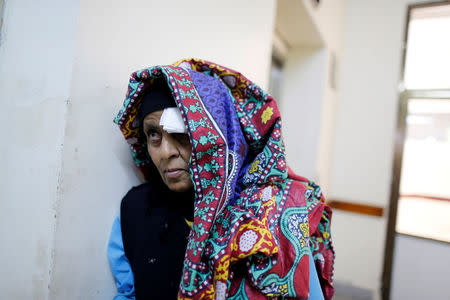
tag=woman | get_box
[108,59,334,299]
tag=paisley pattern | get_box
[115,59,334,299]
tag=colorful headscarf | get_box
[114,59,334,299]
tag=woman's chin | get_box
[165,178,193,192]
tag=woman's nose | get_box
[160,133,180,159]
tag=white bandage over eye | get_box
[159,107,187,134]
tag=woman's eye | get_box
[173,133,190,145]
[147,131,162,144]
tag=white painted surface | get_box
[281,47,327,181]
[5,0,445,298]
[276,0,323,47]
[301,0,346,195]
[328,0,409,295]
[391,234,450,300]
[303,0,345,52]
[328,0,437,297]
[275,0,344,193]
[49,0,276,298]
[331,210,387,298]
[0,0,79,298]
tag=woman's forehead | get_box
[143,110,163,125]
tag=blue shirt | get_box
[107,215,135,300]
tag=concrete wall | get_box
[5,0,444,298]
[49,0,276,299]
[391,235,450,300]
[276,0,344,192]
[0,0,275,298]
[0,0,79,298]
[279,1,446,298]
[302,0,344,193]
[329,0,407,296]
[281,47,327,181]
[328,0,437,298]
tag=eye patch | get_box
[159,108,187,134]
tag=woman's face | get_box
[143,110,193,192]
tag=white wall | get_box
[0,0,79,298]
[281,47,327,181]
[302,0,344,193]
[7,1,443,298]
[391,235,450,300]
[328,0,437,298]
[302,0,344,53]
[49,0,276,298]
[275,0,345,193]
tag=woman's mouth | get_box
[165,168,186,179]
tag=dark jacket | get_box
[120,182,193,299]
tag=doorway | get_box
[382,2,450,299]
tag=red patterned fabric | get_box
[114,59,335,299]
